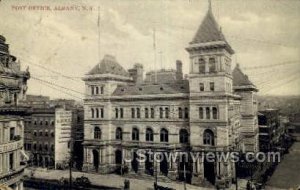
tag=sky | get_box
[0,0,299,100]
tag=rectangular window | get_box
[206,107,211,119]
[9,128,15,141]
[131,108,135,118]
[100,108,104,118]
[159,107,163,119]
[199,83,204,91]
[210,82,215,91]
[115,108,119,118]
[199,107,204,119]
[100,86,104,94]
[137,108,141,118]
[165,108,169,119]
[151,108,155,118]
[9,153,14,170]
[91,86,94,95]
[145,108,149,118]
[120,108,124,118]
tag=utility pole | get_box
[69,140,73,189]
[183,162,187,190]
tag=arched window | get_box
[45,121,48,126]
[51,121,54,126]
[179,129,189,143]
[116,127,122,140]
[206,107,210,119]
[209,57,216,73]
[184,107,189,119]
[159,107,163,118]
[199,107,204,119]
[145,108,149,118]
[198,58,205,74]
[165,108,169,119]
[146,128,153,141]
[178,107,183,119]
[44,144,48,151]
[91,108,95,118]
[96,108,99,118]
[39,144,43,151]
[212,107,218,119]
[132,128,139,141]
[33,144,37,151]
[115,108,119,118]
[203,129,214,145]
[160,128,169,142]
[94,127,101,139]
[40,121,43,125]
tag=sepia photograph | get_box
[0,0,299,189]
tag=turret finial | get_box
[208,0,212,12]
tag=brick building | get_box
[82,3,258,188]
[22,95,84,169]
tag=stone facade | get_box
[82,4,257,188]
[0,34,30,190]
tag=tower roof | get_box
[188,1,234,54]
[191,6,225,44]
[87,54,130,77]
[233,64,257,91]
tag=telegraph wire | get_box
[31,76,87,97]
[242,60,300,70]
[33,78,83,100]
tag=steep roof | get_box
[190,7,226,44]
[233,64,257,89]
[112,80,189,96]
[188,3,234,54]
[87,54,129,77]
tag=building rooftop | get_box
[112,80,189,96]
[232,64,257,90]
[87,54,130,77]
[188,2,234,54]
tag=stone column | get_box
[192,157,204,186]
[168,155,178,180]
[138,159,145,174]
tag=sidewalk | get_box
[24,168,213,190]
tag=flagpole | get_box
[97,6,101,61]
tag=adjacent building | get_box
[82,3,258,188]
[258,109,283,152]
[0,35,30,190]
[22,95,84,169]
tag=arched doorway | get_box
[204,156,215,184]
[115,149,122,174]
[92,149,99,172]
[131,151,139,173]
[160,152,168,176]
[145,152,153,175]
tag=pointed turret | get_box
[186,1,234,54]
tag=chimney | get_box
[128,63,144,84]
[176,60,183,80]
